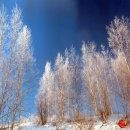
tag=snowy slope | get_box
[14,123,55,130]
[13,121,130,130]
[12,115,130,130]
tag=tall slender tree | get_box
[107,17,130,112]
[0,6,34,129]
[82,43,112,122]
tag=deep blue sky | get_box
[0,0,130,115]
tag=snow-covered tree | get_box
[82,43,112,123]
[107,16,130,73]
[0,6,34,129]
[68,47,84,121]
[64,49,74,120]
[107,17,130,114]
[36,16,130,125]
[54,53,68,121]
[111,51,130,114]
[38,62,55,121]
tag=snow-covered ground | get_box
[13,121,130,130]
[13,120,130,130]
[8,115,130,130]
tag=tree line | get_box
[36,16,130,125]
[0,5,130,130]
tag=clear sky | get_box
[0,0,130,115]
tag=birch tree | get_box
[107,17,130,112]
[82,43,112,123]
[0,6,34,129]
[55,53,66,121]
[68,47,83,121]
[111,52,130,114]
[38,62,55,122]
[107,16,130,73]
[64,49,73,120]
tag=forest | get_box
[0,5,129,130]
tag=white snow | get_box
[13,121,130,130]
[5,115,130,130]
